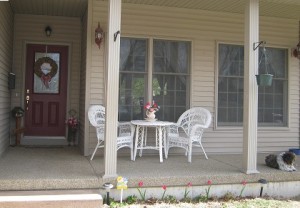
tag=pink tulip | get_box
[138,181,143,187]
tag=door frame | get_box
[20,41,72,146]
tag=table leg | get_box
[133,125,139,161]
[158,126,163,163]
[139,126,145,157]
[163,127,168,159]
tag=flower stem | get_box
[137,188,146,201]
[161,190,166,200]
[239,186,246,198]
[205,186,211,199]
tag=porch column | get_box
[103,0,122,179]
[242,0,259,174]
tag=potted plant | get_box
[255,45,273,87]
[144,101,160,121]
[255,74,273,86]
[11,107,25,118]
[65,109,79,146]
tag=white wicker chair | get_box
[167,107,212,162]
[88,105,134,160]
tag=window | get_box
[218,43,288,127]
[119,37,191,122]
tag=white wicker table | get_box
[131,120,174,163]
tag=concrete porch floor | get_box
[0,146,299,194]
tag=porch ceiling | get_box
[9,0,88,18]
[122,0,300,20]
[8,0,300,20]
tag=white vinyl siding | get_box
[86,0,107,155]
[88,0,299,155]
[0,3,13,155]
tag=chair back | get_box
[176,107,211,135]
[88,105,105,126]
[88,105,105,139]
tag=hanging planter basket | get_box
[255,74,273,86]
[255,43,273,87]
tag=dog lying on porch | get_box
[265,152,297,172]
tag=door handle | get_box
[26,95,30,110]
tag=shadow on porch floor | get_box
[0,146,299,191]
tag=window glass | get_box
[154,40,189,74]
[153,40,190,121]
[120,38,147,72]
[34,53,60,93]
[119,38,147,121]
[218,43,288,127]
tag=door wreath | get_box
[34,57,58,88]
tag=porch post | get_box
[103,0,122,179]
[242,0,259,174]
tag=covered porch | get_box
[0,146,299,199]
[0,0,299,199]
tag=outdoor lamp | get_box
[102,182,113,205]
[258,178,268,197]
[292,41,300,59]
[95,22,104,49]
[45,26,52,37]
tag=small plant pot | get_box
[255,74,273,86]
[289,148,300,155]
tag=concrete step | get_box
[0,189,103,208]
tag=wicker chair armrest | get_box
[190,124,205,137]
[118,122,134,136]
[169,124,180,135]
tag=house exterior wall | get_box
[11,14,82,144]
[79,6,88,154]
[84,0,107,155]
[85,1,299,155]
[0,3,13,156]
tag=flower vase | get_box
[67,127,77,146]
[146,110,156,121]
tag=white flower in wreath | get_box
[40,62,52,75]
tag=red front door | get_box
[24,44,68,137]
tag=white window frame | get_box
[215,41,290,130]
[119,35,192,122]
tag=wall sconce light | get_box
[45,26,52,37]
[292,41,300,59]
[95,22,104,49]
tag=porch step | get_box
[0,189,103,208]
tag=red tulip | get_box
[138,181,143,187]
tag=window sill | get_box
[214,126,290,131]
